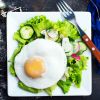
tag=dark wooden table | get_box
[0,0,100,100]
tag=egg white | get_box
[14,39,67,89]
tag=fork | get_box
[57,0,100,63]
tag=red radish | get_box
[71,53,80,61]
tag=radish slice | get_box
[71,53,80,61]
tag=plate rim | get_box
[7,11,92,97]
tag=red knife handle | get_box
[82,34,100,63]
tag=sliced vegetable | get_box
[56,36,62,43]
[62,38,73,56]
[47,29,58,41]
[73,42,80,54]
[18,81,40,93]
[45,29,59,41]
[65,51,73,57]
[71,54,80,61]
[20,26,34,39]
[41,30,47,35]
[77,41,87,55]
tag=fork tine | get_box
[61,0,73,13]
[59,0,69,12]
[56,4,62,12]
[57,2,65,12]
[59,0,70,15]
[56,3,67,17]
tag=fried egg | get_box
[14,39,67,89]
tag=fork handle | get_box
[82,34,100,63]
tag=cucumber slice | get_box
[77,41,87,55]
[41,30,46,35]
[56,36,62,43]
[20,26,34,39]
[65,51,73,56]
[72,42,80,54]
[45,29,59,41]
[62,38,73,56]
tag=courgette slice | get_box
[20,26,34,39]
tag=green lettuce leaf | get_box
[18,81,40,93]
[68,68,82,88]
[57,79,72,94]
[9,43,24,76]
[9,63,16,76]
[20,15,53,37]
[10,43,23,62]
[44,84,57,96]
[53,20,80,40]
[13,31,27,44]
[67,55,89,88]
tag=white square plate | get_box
[7,12,92,96]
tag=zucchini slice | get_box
[20,26,34,39]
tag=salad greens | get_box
[44,84,57,96]
[20,16,53,37]
[57,79,72,94]
[18,81,40,93]
[53,21,79,40]
[58,56,88,93]
[9,15,89,96]
[13,31,27,44]
[68,56,89,88]
[9,43,24,76]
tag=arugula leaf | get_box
[44,84,57,96]
[18,81,40,93]
[57,79,72,94]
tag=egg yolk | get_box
[24,57,45,78]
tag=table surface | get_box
[0,0,100,100]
